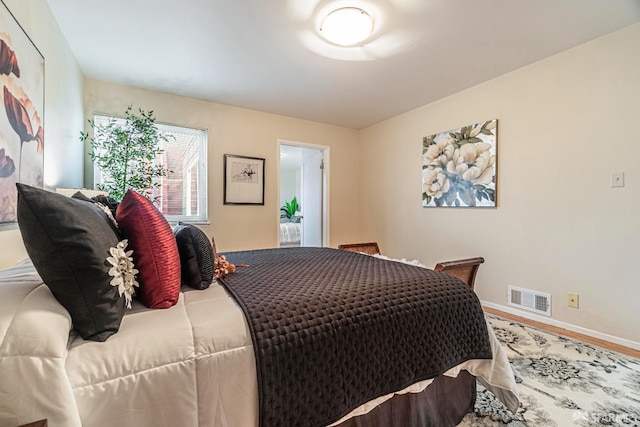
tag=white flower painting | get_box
[422,119,497,207]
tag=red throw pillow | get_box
[116,190,181,308]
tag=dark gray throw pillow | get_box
[71,191,120,235]
[91,194,120,221]
[70,191,120,220]
[173,222,214,290]
[16,184,127,341]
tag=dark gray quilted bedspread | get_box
[220,247,491,427]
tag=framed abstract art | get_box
[0,0,45,224]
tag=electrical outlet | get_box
[611,172,625,187]
[567,293,579,308]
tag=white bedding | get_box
[0,261,518,427]
[279,222,301,245]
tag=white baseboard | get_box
[481,301,640,352]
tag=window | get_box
[93,115,208,223]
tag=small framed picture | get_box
[223,154,265,205]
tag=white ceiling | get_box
[47,0,640,129]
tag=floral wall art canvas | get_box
[0,0,45,224]
[422,119,497,208]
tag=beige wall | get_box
[0,0,85,268]
[83,80,361,252]
[359,23,640,344]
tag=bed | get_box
[0,249,518,427]
[1,185,518,426]
[279,222,301,246]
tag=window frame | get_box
[91,114,209,224]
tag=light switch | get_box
[611,172,624,188]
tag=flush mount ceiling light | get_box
[319,7,374,46]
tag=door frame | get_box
[276,139,330,247]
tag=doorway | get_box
[278,141,328,248]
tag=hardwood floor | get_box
[483,306,640,359]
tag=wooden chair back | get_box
[434,257,485,290]
[337,242,381,255]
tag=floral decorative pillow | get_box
[16,184,138,341]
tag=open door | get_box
[301,149,323,247]
[278,142,328,248]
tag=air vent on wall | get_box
[508,286,551,316]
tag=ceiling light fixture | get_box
[319,7,374,47]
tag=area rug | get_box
[458,315,640,426]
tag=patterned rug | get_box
[458,315,640,426]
